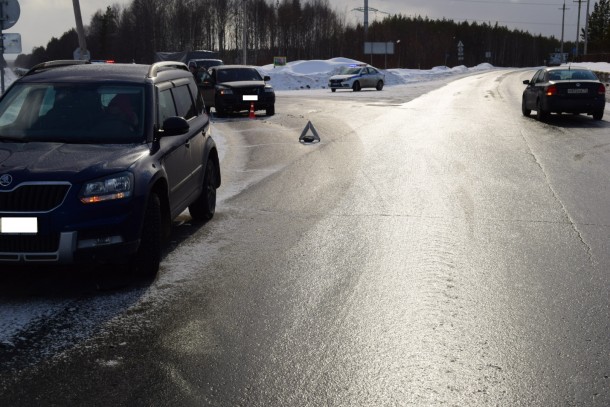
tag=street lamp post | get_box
[396,39,401,68]
[72,0,88,60]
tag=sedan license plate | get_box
[567,88,588,94]
[243,95,258,101]
[0,217,38,234]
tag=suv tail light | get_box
[546,85,557,96]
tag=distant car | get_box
[522,67,606,121]
[199,65,275,116]
[187,58,224,71]
[0,60,221,276]
[328,64,385,92]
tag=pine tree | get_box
[586,0,610,53]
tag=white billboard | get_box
[364,42,395,55]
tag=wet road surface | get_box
[1,70,610,406]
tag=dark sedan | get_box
[522,67,606,121]
[199,65,275,116]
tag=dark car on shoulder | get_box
[199,65,275,116]
[522,66,606,121]
[0,60,221,276]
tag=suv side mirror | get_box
[264,75,271,82]
[523,80,530,85]
[161,116,189,137]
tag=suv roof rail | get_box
[25,60,91,76]
[148,61,188,78]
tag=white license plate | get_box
[567,88,588,94]
[0,217,38,234]
[243,95,258,101]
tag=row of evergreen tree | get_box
[14,0,609,70]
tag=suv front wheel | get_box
[131,192,162,277]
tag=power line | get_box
[436,0,564,5]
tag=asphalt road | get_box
[1,69,610,406]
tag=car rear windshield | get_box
[0,83,146,144]
[548,70,598,81]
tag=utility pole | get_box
[584,0,591,55]
[242,0,247,65]
[364,0,369,39]
[72,0,88,60]
[560,0,568,55]
[574,0,583,59]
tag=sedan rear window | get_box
[548,70,598,81]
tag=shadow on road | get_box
[0,212,213,299]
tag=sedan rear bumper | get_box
[543,97,606,114]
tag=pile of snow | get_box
[258,57,494,90]
[260,59,506,91]
[259,57,363,90]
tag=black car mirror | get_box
[523,80,530,85]
[161,116,189,137]
[264,75,271,82]
[199,72,214,87]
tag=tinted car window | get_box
[158,88,176,125]
[173,85,196,120]
[0,83,144,143]
[189,82,204,113]
[216,68,262,82]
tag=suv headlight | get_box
[80,172,134,204]
[264,85,274,93]
[218,87,233,95]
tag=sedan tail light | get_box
[546,85,557,96]
[598,84,606,95]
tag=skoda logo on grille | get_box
[0,174,12,187]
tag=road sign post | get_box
[457,40,464,63]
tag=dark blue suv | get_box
[0,60,220,276]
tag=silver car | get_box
[328,65,385,92]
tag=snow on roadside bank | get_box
[258,58,610,92]
[258,57,499,91]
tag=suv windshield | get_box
[216,68,262,83]
[0,83,146,144]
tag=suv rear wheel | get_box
[189,160,217,221]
